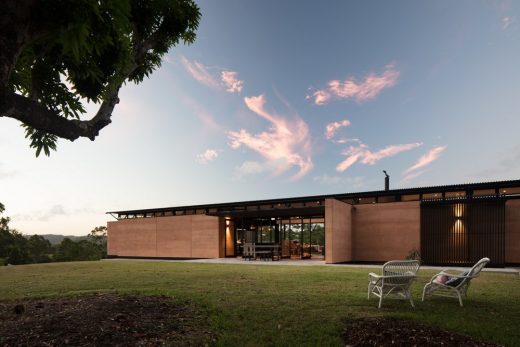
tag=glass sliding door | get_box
[234,216,325,260]
[280,222,290,258]
[289,221,301,259]
[302,220,311,259]
[310,221,325,259]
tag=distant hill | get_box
[26,234,88,245]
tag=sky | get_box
[1,0,520,235]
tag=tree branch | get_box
[0,2,185,143]
[0,89,119,141]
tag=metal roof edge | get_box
[106,178,520,215]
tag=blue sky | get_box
[1,0,520,235]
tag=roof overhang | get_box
[208,206,325,219]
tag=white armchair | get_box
[368,260,420,309]
[422,257,490,307]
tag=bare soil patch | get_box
[343,317,502,347]
[0,294,216,346]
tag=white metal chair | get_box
[368,260,420,309]
[422,257,490,307]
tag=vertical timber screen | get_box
[421,198,505,267]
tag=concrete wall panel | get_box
[506,199,520,264]
[352,201,420,262]
[325,198,352,264]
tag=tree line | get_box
[0,203,106,265]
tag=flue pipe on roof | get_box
[383,170,389,191]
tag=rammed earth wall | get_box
[108,215,224,258]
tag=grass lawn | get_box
[1,260,519,346]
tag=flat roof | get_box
[107,179,520,218]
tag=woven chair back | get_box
[382,260,420,285]
[468,257,490,277]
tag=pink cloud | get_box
[334,138,361,145]
[228,95,313,180]
[325,119,351,140]
[308,64,400,105]
[403,145,447,176]
[306,90,331,105]
[180,57,244,94]
[221,70,244,93]
[336,149,364,172]
[196,149,219,164]
[336,142,422,172]
[502,16,517,30]
[180,56,219,88]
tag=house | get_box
[107,179,520,266]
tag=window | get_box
[445,191,465,199]
[401,194,420,201]
[305,201,323,207]
[357,197,376,204]
[500,187,520,195]
[377,196,397,203]
[422,193,441,200]
[472,189,496,197]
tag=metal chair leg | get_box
[457,292,464,307]
[408,291,415,308]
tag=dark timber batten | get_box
[421,196,506,267]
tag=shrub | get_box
[406,248,421,262]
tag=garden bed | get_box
[0,293,216,346]
[343,317,502,346]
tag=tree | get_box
[54,237,104,262]
[5,242,31,265]
[0,0,200,156]
[53,238,79,262]
[0,202,8,232]
[27,234,52,263]
[0,204,31,265]
[88,226,107,258]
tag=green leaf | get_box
[21,125,58,157]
